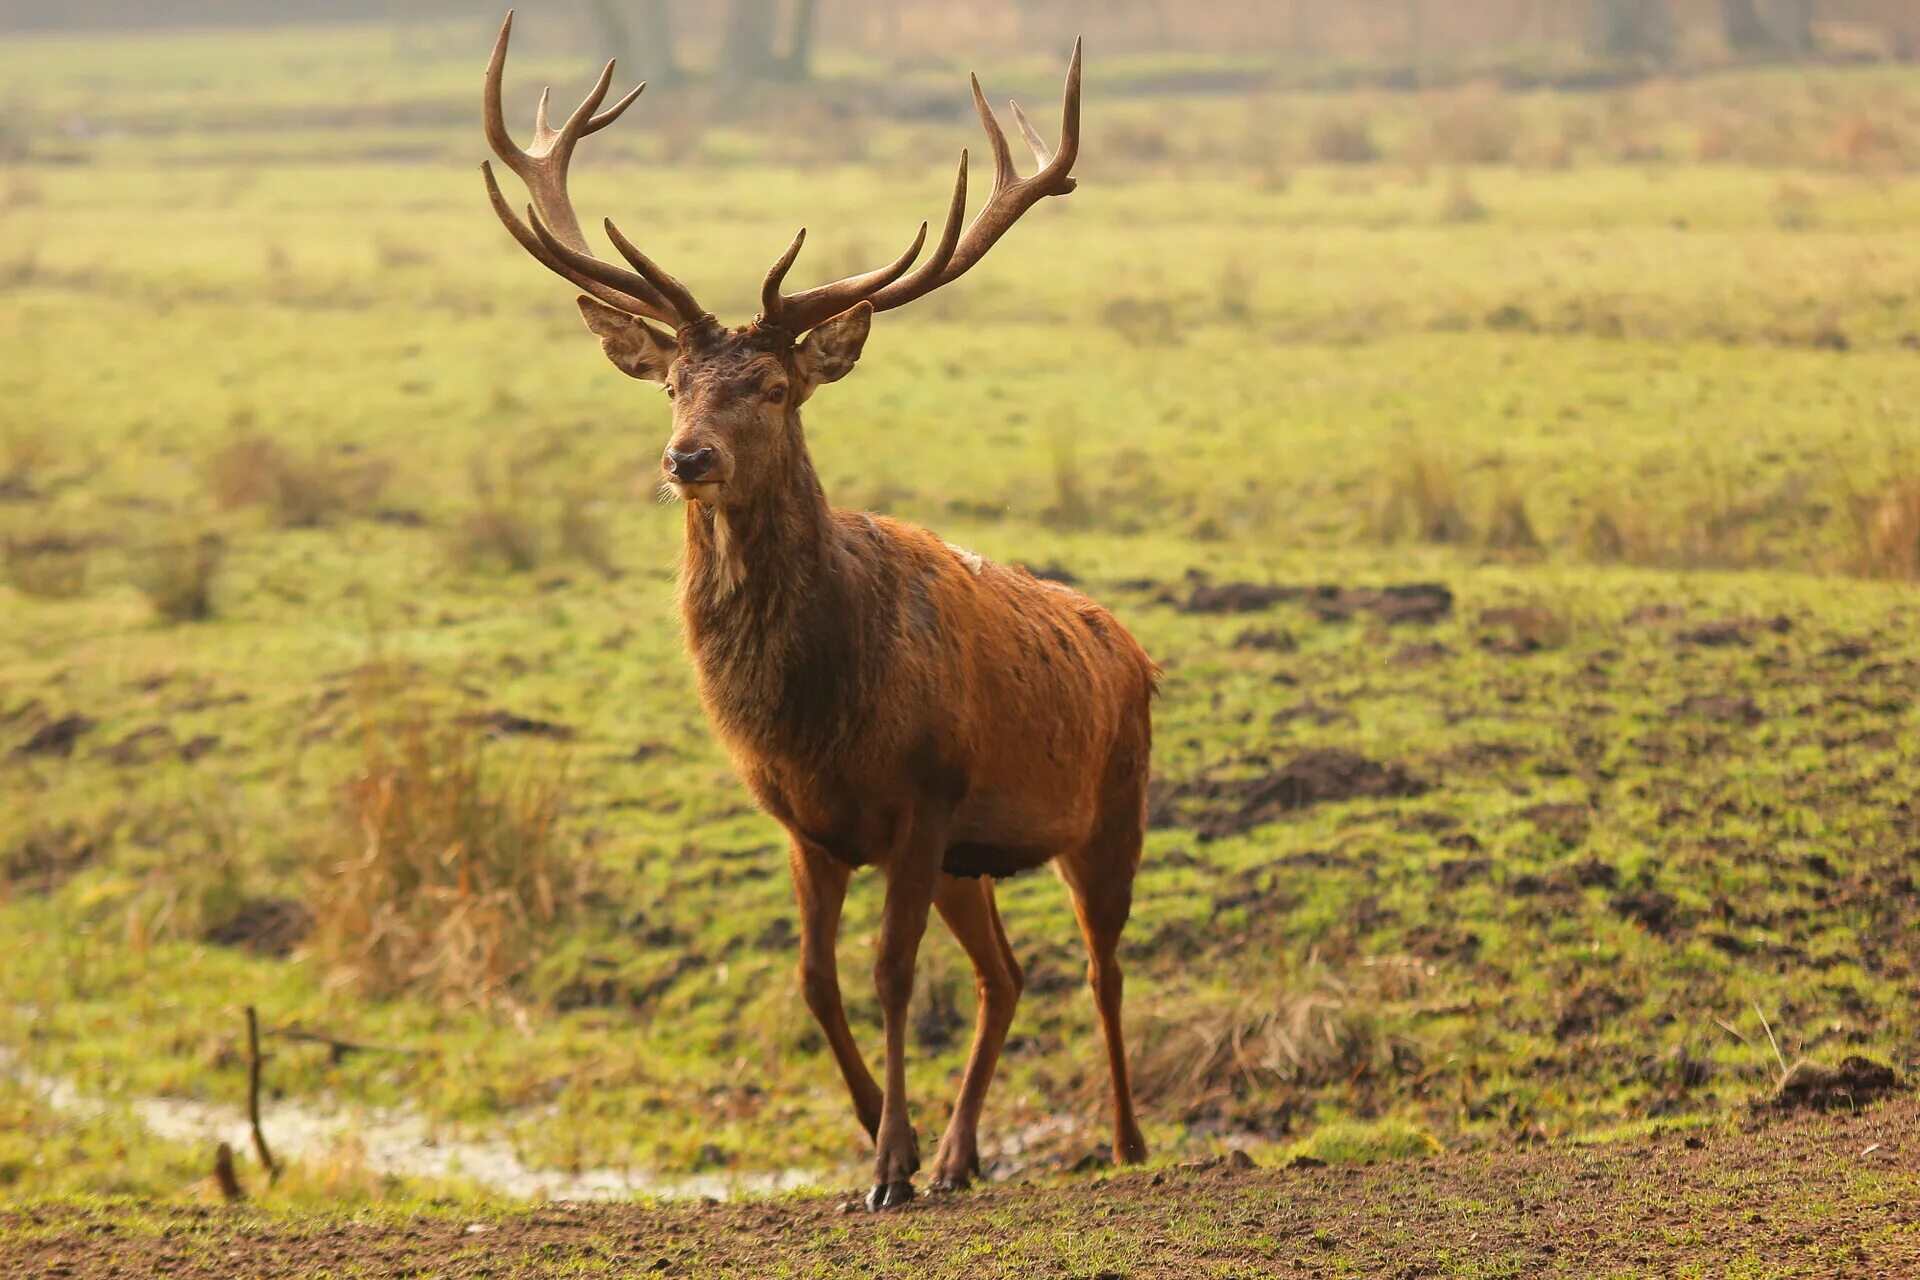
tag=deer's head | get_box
[481,11,1080,512]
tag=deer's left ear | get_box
[794,301,872,402]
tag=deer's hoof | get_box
[865,1179,916,1211]
[927,1170,972,1194]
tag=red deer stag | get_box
[482,12,1155,1210]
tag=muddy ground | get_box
[7,1097,1913,1279]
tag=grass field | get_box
[2,12,1918,1243]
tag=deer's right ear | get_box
[576,297,676,382]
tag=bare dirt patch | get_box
[5,1098,1913,1279]
[1152,749,1430,840]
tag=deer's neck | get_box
[678,443,836,665]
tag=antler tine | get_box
[1010,100,1052,168]
[763,222,930,334]
[753,41,1081,332]
[527,206,700,328]
[759,229,809,321]
[481,9,704,330]
[604,219,711,327]
[868,150,970,311]
[587,82,646,134]
[482,162,674,316]
[969,73,1020,190]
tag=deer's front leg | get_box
[866,817,944,1211]
[789,840,883,1139]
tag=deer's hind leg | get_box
[1055,746,1150,1165]
[927,873,1024,1192]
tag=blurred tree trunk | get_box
[1719,0,1769,49]
[721,0,780,82]
[1585,0,1674,59]
[636,0,681,83]
[1720,0,1813,56]
[586,0,679,83]
[778,0,821,81]
[1762,0,1813,55]
[722,0,821,83]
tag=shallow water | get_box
[4,1048,828,1202]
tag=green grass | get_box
[2,18,1918,1206]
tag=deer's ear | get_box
[794,302,872,401]
[577,297,675,382]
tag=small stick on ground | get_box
[245,1005,278,1184]
[212,1142,244,1202]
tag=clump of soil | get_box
[1177,579,1304,614]
[457,708,576,740]
[1308,582,1453,625]
[1770,1057,1905,1112]
[1233,628,1297,652]
[1610,888,1681,936]
[15,712,95,757]
[202,898,313,959]
[1391,641,1452,667]
[1554,983,1631,1040]
[3,824,96,895]
[1520,803,1591,847]
[1172,576,1452,624]
[1672,695,1764,725]
[1152,749,1431,840]
[1675,616,1792,648]
[1021,562,1078,585]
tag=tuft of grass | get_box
[1427,89,1520,165]
[1308,111,1379,164]
[1370,444,1471,545]
[1284,1116,1444,1166]
[451,461,542,573]
[1768,179,1818,230]
[556,489,620,579]
[4,530,90,598]
[1216,261,1257,323]
[206,433,387,529]
[1438,175,1491,224]
[1482,486,1543,554]
[1,428,52,499]
[1101,294,1182,348]
[304,669,580,1006]
[131,534,224,623]
[1130,958,1429,1124]
[1863,477,1920,581]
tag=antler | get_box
[758,39,1083,336]
[481,10,709,330]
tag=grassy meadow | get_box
[2,16,1919,1209]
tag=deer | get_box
[481,12,1156,1211]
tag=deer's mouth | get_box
[669,479,726,503]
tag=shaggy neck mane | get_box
[678,434,837,659]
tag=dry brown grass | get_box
[4,530,90,598]
[1129,957,1429,1124]
[1437,175,1491,224]
[1369,444,1471,545]
[1307,111,1379,164]
[1425,88,1520,166]
[304,670,580,1006]
[1863,477,1920,580]
[451,461,543,573]
[131,534,224,623]
[206,433,388,529]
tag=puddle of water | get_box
[3,1048,826,1202]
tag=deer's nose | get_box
[665,447,716,482]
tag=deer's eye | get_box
[765,384,787,405]
[664,382,677,400]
